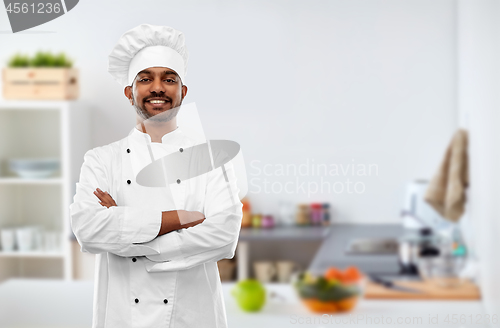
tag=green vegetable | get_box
[7,51,73,68]
[294,275,360,302]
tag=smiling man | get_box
[70,24,243,328]
[127,67,186,123]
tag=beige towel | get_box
[424,129,469,222]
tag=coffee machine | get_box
[399,180,446,275]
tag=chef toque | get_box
[108,24,189,88]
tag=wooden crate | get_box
[2,68,79,100]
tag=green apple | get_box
[231,279,266,312]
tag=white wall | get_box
[0,0,457,223]
[457,0,500,316]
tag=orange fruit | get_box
[336,297,358,312]
[325,267,343,281]
[302,298,339,313]
[342,266,362,283]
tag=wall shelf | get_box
[0,100,90,281]
[0,177,63,185]
[0,251,65,258]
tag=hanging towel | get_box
[424,129,469,222]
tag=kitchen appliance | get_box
[398,180,447,275]
[401,180,445,230]
[398,227,439,275]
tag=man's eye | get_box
[139,78,150,82]
[165,79,176,83]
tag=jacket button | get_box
[164,299,168,304]
[127,148,131,153]
[177,179,181,184]
[179,148,183,152]
[127,180,131,184]
[135,298,139,304]
[132,258,137,262]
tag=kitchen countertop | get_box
[224,283,486,328]
[0,279,486,328]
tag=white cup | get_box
[276,261,301,283]
[44,231,61,251]
[1,228,16,252]
[16,226,34,251]
[253,261,277,283]
[32,226,43,251]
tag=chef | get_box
[69,24,243,328]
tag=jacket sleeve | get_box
[70,148,163,256]
[144,157,243,269]
[144,234,238,272]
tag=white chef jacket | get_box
[70,126,243,328]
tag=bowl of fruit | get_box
[293,266,364,313]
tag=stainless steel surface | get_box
[308,224,404,275]
[345,238,399,255]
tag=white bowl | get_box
[8,158,59,179]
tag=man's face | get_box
[124,66,188,122]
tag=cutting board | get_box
[364,280,481,300]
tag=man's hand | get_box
[179,211,205,229]
[178,210,205,226]
[94,188,117,208]
[158,210,205,236]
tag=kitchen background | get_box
[0,0,499,327]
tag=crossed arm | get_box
[70,148,243,270]
[93,188,205,235]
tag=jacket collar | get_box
[128,125,183,146]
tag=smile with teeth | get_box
[148,99,168,104]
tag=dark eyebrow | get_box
[137,69,178,77]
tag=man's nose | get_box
[150,78,166,93]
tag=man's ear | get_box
[124,86,132,99]
[124,86,134,105]
[181,85,188,100]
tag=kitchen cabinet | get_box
[0,100,89,281]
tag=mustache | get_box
[143,95,172,102]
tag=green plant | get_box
[7,53,30,67]
[7,51,73,68]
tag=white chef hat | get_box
[108,24,188,88]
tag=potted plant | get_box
[3,51,79,100]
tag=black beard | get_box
[133,100,182,123]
